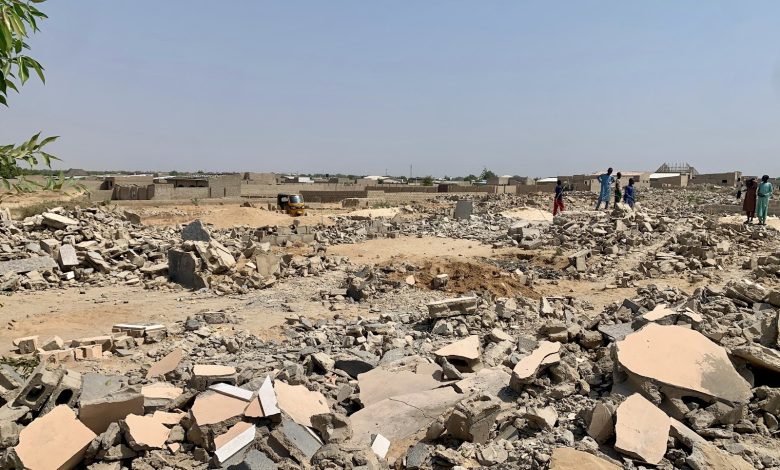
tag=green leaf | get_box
[39,135,58,147]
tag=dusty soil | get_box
[133,205,336,229]
[0,269,363,355]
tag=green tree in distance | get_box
[479,167,497,181]
[1,0,67,192]
[421,175,434,186]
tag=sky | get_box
[2,1,780,178]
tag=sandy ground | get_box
[133,205,335,229]
[500,207,554,222]
[341,207,401,218]
[0,269,363,354]
[719,214,780,230]
[328,236,502,264]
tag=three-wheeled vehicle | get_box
[277,193,305,216]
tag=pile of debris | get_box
[0,209,345,295]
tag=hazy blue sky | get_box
[2,1,780,177]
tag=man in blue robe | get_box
[595,168,614,210]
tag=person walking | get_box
[623,178,636,208]
[595,168,614,210]
[613,172,623,207]
[756,175,774,226]
[553,180,565,216]
[743,178,757,224]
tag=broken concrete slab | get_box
[42,212,79,229]
[57,244,79,268]
[210,383,254,401]
[190,390,248,426]
[445,394,501,444]
[549,448,620,470]
[370,433,391,459]
[434,335,481,371]
[225,449,278,470]
[731,344,780,373]
[274,381,329,427]
[426,296,479,318]
[122,414,170,450]
[191,364,238,390]
[686,442,754,470]
[0,256,58,276]
[453,367,511,398]
[182,219,211,242]
[79,388,145,435]
[597,322,634,342]
[509,341,561,391]
[141,382,183,401]
[146,348,183,379]
[587,402,615,444]
[79,373,125,403]
[258,375,280,417]
[349,387,463,447]
[614,393,670,465]
[357,367,445,407]
[333,349,378,378]
[14,405,97,470]
[269,417,323,464]
[453,200,473,220]
[310,412,352,444]
[168,249,208,290]
[616,323,752,403]
[214,422,256,465]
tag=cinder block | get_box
[41,370,82,414]
[13,367,64,411]
[78,344,103,360]
[13,336,39,355]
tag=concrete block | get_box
[57,244,79,268]
[13,367,63,411]
[453,200,473,220]
[41,369,82,414]
[168,249,208,289]
[79,388,144,434]
[0,365,24,391]
[13,405,96,470]
[182,219,211,242]
[13,336,39,354]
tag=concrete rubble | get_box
[0,190,779,469]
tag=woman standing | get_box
[743,178,757,224]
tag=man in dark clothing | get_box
[553,180,565,216]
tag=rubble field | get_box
[1,187,780,470]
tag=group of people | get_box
[552,167,635,216]
[739,175,774,225]
[595,168,636,210]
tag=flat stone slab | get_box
[687,442,754,470]
[274,381,329,428]
[616,324,752,403]
[349,387,463,448]
[14,405,96,470]
[358,367,445,408]
[731,344,780,373]
[434,335,480,361]
[614,394,670,465]
[550,447,620,470]
[510,341,560,391]
[597,322,635,341]
[0,256,57,276]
